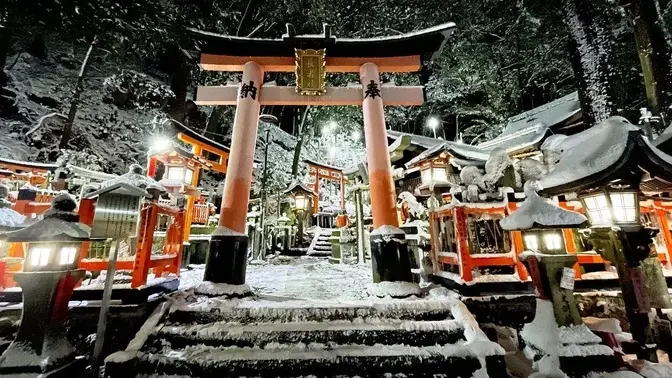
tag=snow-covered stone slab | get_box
[193,281,253,297]
[367,281,422,298]
[151,318,466,350]
[169,295,458,324]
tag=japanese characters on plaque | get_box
[91,193,142,239]
[295,48,327,96]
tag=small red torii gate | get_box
[304,159,345,213]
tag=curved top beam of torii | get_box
[190,22,456,73]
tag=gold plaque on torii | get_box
[295,48,326,96]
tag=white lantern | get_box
[581,190,639,227]
[295,194,308,210]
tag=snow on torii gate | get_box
[192,23,455,285]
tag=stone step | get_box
[168,299,455,325]
[106,343,506,378]
[312,245,332,250]
[306,250,331,257]
[148,319,465,350]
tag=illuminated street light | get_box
[426,117,440,138]
[150,136,172,154]
[351,130,361,141]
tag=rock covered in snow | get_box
[483,147,512,187]
[517,157,549,182]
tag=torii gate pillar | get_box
[204,61,263,284]
[360,62,413,283]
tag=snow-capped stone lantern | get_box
[283,181,316,248]
[500,181,588,327]
[500,183,616,374]
[539,116,672,361]
[0,194,90,375]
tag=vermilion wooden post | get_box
[511,231,529,281]
[655,206,672,266]
[453,207,472,282]
[77,197,96,261]
[132,204,158,288]
[205,61,263,285]
[360,62,412,283]
[313,174,320,214]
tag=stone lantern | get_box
[500,182,588,327]
[0,194,90,375]
[539,116,672,361]
[500,183,617,375]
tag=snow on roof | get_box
[0,157,59,171]
[404,140,490,168]
[387,130,444,149]
[477,92,580,154]
[83,182,150,199]
[502,92,580,135]
[66,164,117,181]
[476,124,551,154]
[540,116,672,194]
[0,207,26,228]
[653,122,672,153]
[500,188,587,231]
[538,117,638,193]
[282,181,317,196]
[0,216,90,242]
[98,167,165,193]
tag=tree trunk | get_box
[291,106,310,177]
[632,0,672,125]
[59,37,97,150]
[561,0,626,126]
[167,47,190,123]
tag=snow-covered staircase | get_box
[306,227,333,257]
[105,292,507,377]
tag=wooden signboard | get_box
[295,48,326,96]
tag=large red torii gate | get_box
[193,23,455,285]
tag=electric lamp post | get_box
[426,117,440,139]
[283,182,316,248]
[294,193,308,248]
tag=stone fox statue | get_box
[419,254,434,285]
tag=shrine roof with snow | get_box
[477,92,581,155]
[539,116,672,195]
[191,23,456,63]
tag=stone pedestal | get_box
[522,254,582,326]
[329,229,342,264]
[204,227,248,285]
[0,269,85,374]
[370,231,412,283]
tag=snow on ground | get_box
[179,257,372,301]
